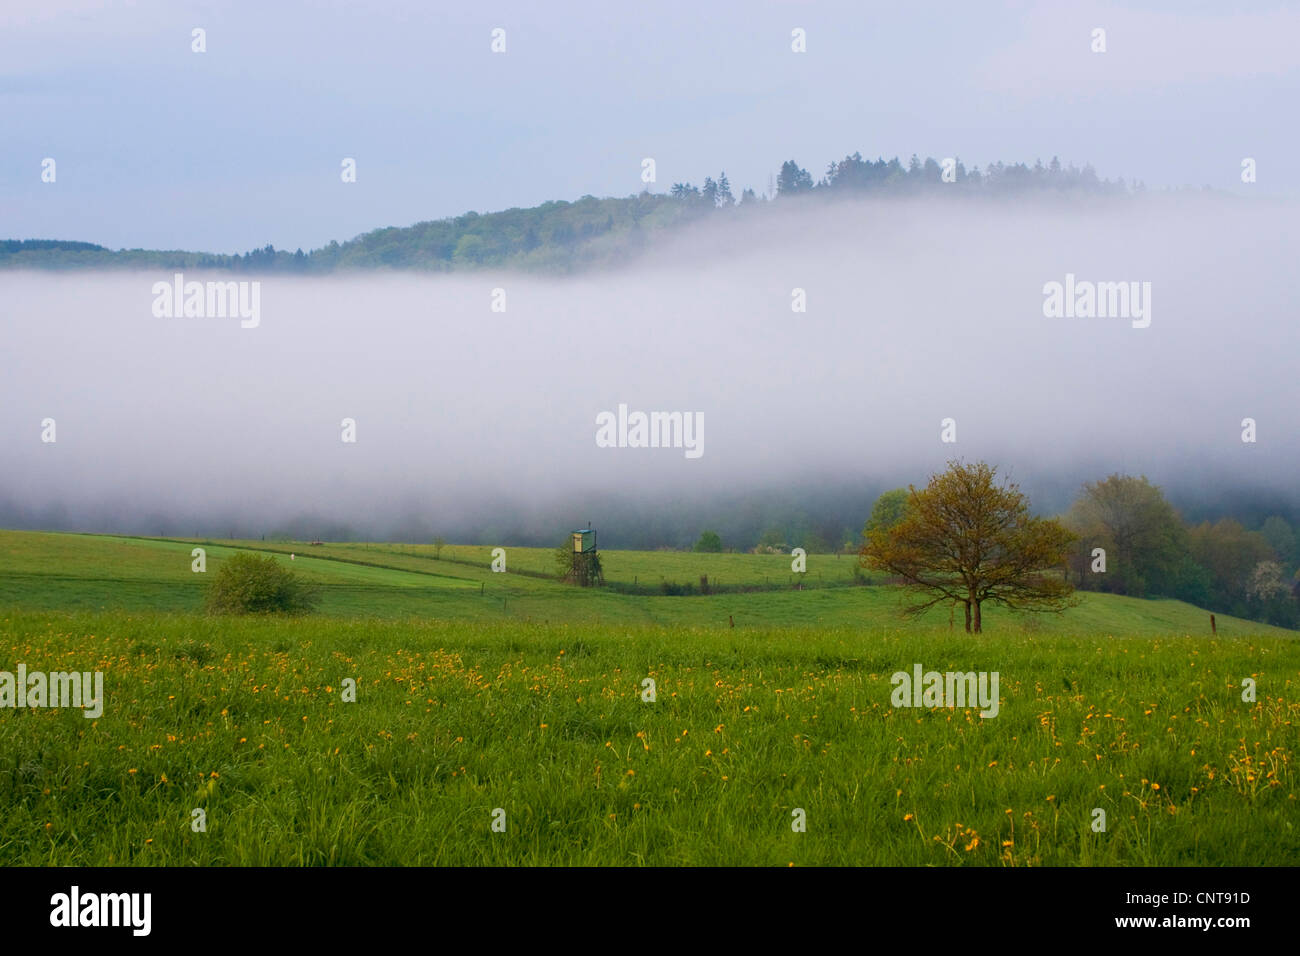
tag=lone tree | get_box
[861,460,1076,633]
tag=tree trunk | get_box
[963,600,972,633]
[973,600,983,633]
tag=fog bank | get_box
[3,193,1297,546]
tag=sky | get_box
[3,0,1299,254]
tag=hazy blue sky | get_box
[4,0,1298,253]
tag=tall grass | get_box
[1,608,1294,865]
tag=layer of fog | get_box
[3,192,1297,546]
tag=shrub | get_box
[693,530,722,553]
[174,640,214,664]
[205,552,318,615]
[659,580,695,596]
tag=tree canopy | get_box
[1064,474,1193,598]
[863,489,911,540]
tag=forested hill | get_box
[3,153,1130,274]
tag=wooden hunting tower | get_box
[572,528,597,554]
[563,526,603,587]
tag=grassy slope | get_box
[0,530,1289,636]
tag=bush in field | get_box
[205,552,318,615]
[693,530,722,553]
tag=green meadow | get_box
[0,529,1295,865]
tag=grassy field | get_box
[0,530,1296,865]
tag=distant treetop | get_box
[1,151,1131,275]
